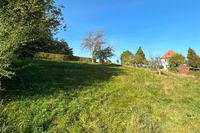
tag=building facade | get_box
[161,50,177,70]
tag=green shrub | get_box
[169,54,185,71]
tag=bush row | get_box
[35,52,92,63]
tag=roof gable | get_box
[161,50,177,59]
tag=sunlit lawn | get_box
[1,59,200,133]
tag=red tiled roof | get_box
[161,50,177,59]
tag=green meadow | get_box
[1,59,200,133]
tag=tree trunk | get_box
[158,69,161,75]
[100,59,104,64]
[92,54,96,63]
[92,58,96,63]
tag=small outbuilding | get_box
[176,65,190,74]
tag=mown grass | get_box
[0,59,200,133]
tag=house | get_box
[161,50,177,70]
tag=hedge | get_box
[36,52,92,63]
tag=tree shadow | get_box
[1,59,124,101]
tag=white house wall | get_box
[161,59,169,70]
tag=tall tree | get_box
[120,51,135,65]
[187,48,199,68]
[82,31,105,63]
[135,47,147,64]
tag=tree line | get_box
[120,47,147,66]
[168,48,200,71]
[120,47,200,71]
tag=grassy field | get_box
[1,59,200,133]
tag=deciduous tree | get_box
[149,56,162,75]
[17,0,66,58]
[0,0,45,90]
[94,46,114,64]
[169,54,185,71]
[0,0,65,90]
[82,31,105,63]
[120,51,135,65]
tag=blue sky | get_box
[55,0,200,62]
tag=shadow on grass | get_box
[2,59,124,101]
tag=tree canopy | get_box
[120,51,135,65]
[0,0,44,81]
[82,31,105,62]
[16,0,66,58]
[94,46,114,64]
[169,54,185,71]
[42,39,73,56]
[187,48,200,68]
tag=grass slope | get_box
[1,60,200,133]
